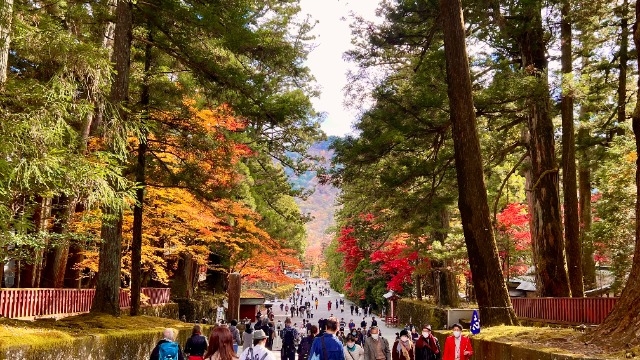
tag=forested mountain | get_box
[288,138,340,271]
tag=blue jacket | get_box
[310,333,345,360]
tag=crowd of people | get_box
[148,279,473,360]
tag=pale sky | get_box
[299,0,381,137]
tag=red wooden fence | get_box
[511,297,618,325]
[0,288,171,319]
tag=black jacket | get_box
[185,334,208,356]
[150,339,186,360]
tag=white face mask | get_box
[371,334,379,339]
[422,332,430,337]
[400,336,409,342]
[453,330,461,338]
[347,342,355,348]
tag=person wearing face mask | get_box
[350,329,364,346]
[410,327,419,343]
[391,330,414,360]
[343,334,365,360]
[415,325,440,360]
[363,326,390,360]
[442,324,472,360]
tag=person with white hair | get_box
[150,328,185,360]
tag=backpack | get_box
[282,327,296,351]
[248,347,269,360]
[298,336,313,360]
[158,341,179,360]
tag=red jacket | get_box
[442,335,473,360]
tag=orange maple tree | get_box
[71,99,301,289]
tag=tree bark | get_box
[130,28,152,316]
[227,273,241,322]
[0,0,13,86]
[560,0,584,297]
[91,0,133,315]
[618,0,629,132]
[590,3,640,345]
[439,0,518,326]
[170,253,197,299]
[578,127,596,290]
[41,195,74,288]
[519,2,571,297]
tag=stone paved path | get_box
[266,277,399,359]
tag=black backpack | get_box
[297,336,313,360]
[282,327,296,352]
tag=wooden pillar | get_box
[227,272,241,322]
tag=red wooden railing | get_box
[511,297,618,325]
[0,288,171,319]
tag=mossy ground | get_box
[434,325,639,359]
[0,313,189,351]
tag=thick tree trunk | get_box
[64,245,84,288]
[227,273,241,322]
[171,253,197,298]
[0,0,13,86]
[91,0,133,315]
[130,29,152,316]
[618,0,629,132]
[560,0,584,297]
[590,4,640,345]
[578,127,596,290]
[439,0,518,326]
[92,206,124,314]
[519,2,571,297]
[40,195,74,288]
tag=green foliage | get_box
[592,136,636,293]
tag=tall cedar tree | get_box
[561,0,584,297]
[130,25,152,316]
[0,0,12,86]
[91,0,133,315]
[439,0,518,325]
[590,1,640,347]
[519,1,571,297]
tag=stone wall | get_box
[431,331,604,360]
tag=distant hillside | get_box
[288,138,340,267]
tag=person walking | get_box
[315,299,319,310]
[230,320,243,354]
[415,325,440,360]
[185,325,208,360]
[281,318,300,360]
[442,324,472,360]
[391,330,414,360]
[343,334,365,360]
[243,323,254,351]
[350,305,355,316]
[204,327,238,360]
[298,325,318,360]
[239,330,277,360]
[370,318,378,327]
[360,318,367,329]
[150,328,185,360]
[309,318,345,360]
[328,301,332,311]
[363,326,390,360]
[349,328,363,347]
